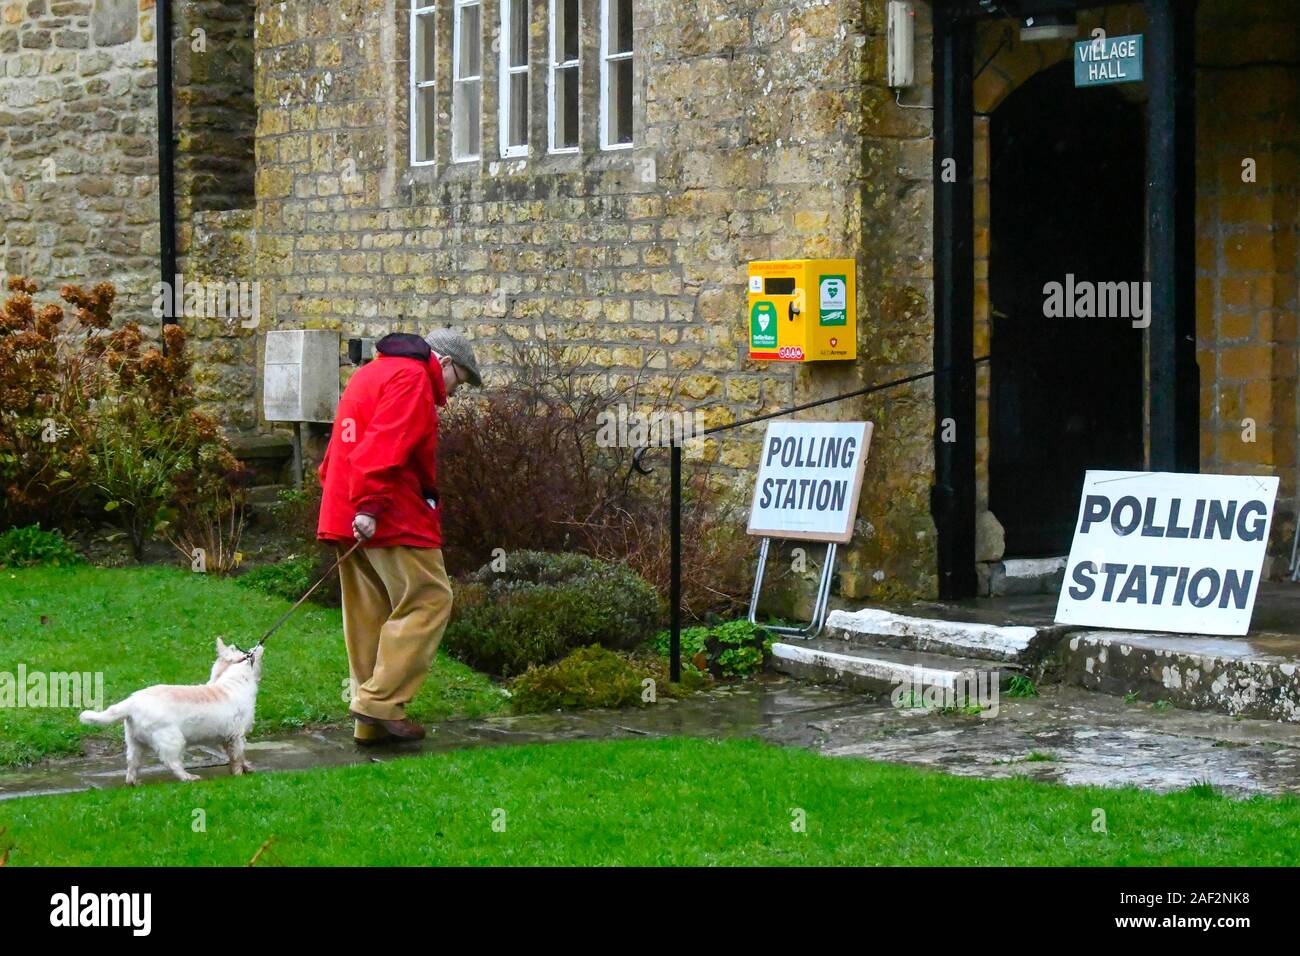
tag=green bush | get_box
[508,645,708,714]
[236,554,319,602]
[651,618,773,678]
[0,524,82,568]
[443,550,663,677]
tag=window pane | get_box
[509,0,528,68]
[557,64,578,148]
[416,87,436,161]
[417,13,436,84]
[612,0,632,54]
[455,78,481,157]
[612,56,632,144]
[459,3,480,78]
[467,81,481,155]
[561,0,579,63]
[509,72,528,147]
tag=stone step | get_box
[983,556,1068,596]
[228,432,295,462]
[824,605,1064,665]
[228,432,295,487]
[247,484,290,508]
[769,638,1019,699]
[1062,629,1300,723]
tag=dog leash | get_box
[240,539,364,662]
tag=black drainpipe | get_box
[156,0,177,339]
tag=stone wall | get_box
[1195,0,1300,559]
[251,0,941,600]
[0,0,161,320]
[0,0,258,432]
[172,0,258,429]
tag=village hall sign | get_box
[1074,33,1144,87]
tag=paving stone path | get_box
[4,677,1300,801]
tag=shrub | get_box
[573,466,759,624]
[0,524,82,568]
[436,337,636,577]
[507,645,708,714]
[442,550,662,677]
[651,618,773,679]
[271,479,323,549]
[0,278,247,558]
[0,278,94,526]
[434,333,758,620]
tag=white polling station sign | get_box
[747,421,872,543]
[1054,471,1279,636]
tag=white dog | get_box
[80,639,263,785]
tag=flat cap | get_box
[423,328,482,388]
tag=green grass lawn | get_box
[3,736,1297,866]
[0,565,506,768]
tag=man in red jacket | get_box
[317,329,481,743]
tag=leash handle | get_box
[246,539,363,656]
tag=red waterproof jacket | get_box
[317,333,448,549]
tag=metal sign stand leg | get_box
[748,537,838,639]
[1291,502,1300,582]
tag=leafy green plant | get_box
[507,644,708,714]
[651,618,773,678]
[650,625,710,660]
[0,524,82,568]
[1124,691,1139,704]
[1006,675,1039,698]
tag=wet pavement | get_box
[4,676,1300,801]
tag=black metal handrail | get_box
[634,356,990,680]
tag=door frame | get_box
[930,0,1199,598]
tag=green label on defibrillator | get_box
[819,275,847,326]
[751,301,778,348]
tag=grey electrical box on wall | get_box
[263,329,340,423]
[887,1,915,88]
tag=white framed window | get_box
[499,0,529,157]
[501,0,533,157]
[410,3,438,165]
[452,0,482,162]
[548,0,579,153]
[599,0,632,150]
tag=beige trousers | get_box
[337,544,453,738]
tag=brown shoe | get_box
[350,710,427,741]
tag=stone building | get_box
[2,0,1297,605]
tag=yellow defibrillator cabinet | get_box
[747,259,856,362]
